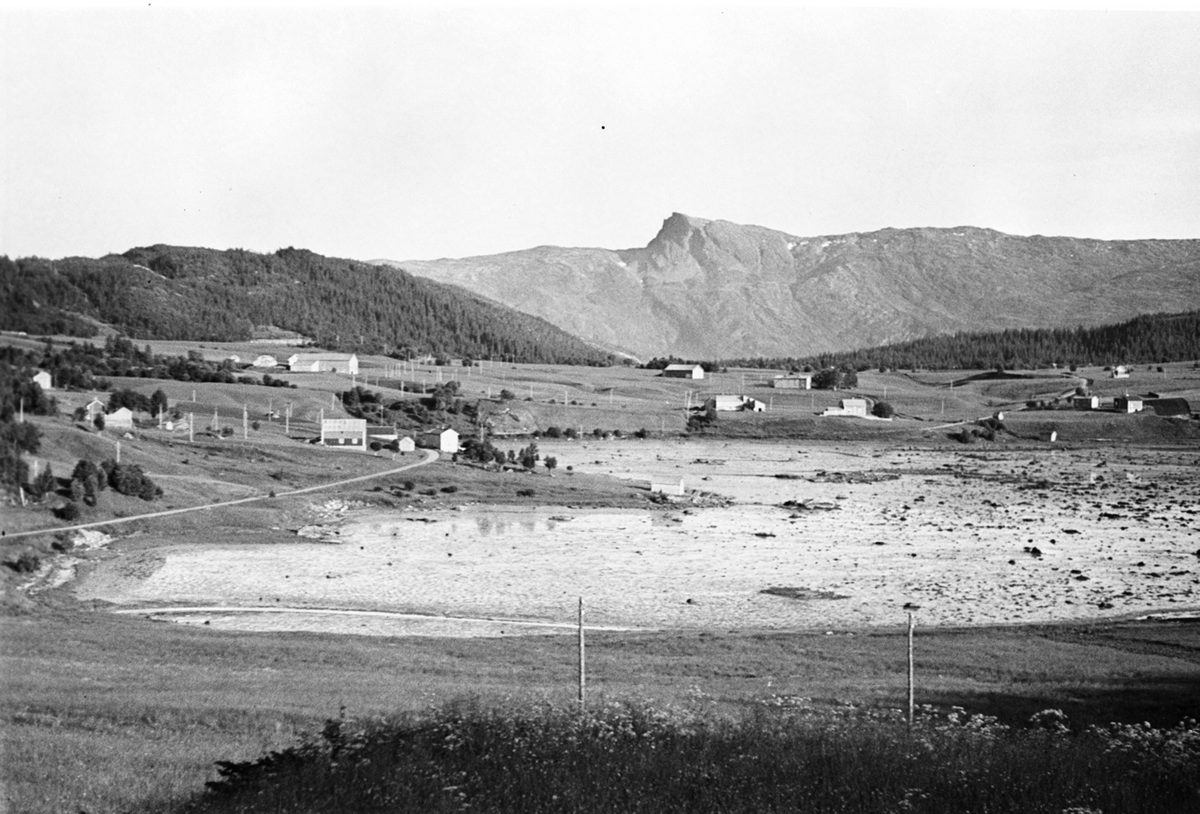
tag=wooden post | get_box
[243,404,248,440]
[286,403,291,435]
[189,412,194,444]
[907,611,915,727]
[578,596,586,711]
[116,441,121,463]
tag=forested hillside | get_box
[726,311,1200,372]
[0,247,613,365]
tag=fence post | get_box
[578,596,586,711]
[907,610,916,726]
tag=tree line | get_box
[720,311,1200,372]
[1,246,615,365]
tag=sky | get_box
[2,2,1199,262]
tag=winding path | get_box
[4,449,439,541]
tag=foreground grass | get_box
[169,701,1200,813]
[3,610,1199,813]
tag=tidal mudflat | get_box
[77,440,1200,636]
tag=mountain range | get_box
[375,213,1200,360]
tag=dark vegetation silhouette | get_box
[723,310,1200,372]
[0,247,613,364]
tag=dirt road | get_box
[4,449,439,540]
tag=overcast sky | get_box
[3,3,1199,261]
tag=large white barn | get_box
[663,364,704,379]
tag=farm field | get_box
[3,340,1200,813]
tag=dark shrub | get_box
[871,401,894,419]
[56,501,82,521]
[440,485,458,494]
[5,551,41,573]
[105,462,163,500]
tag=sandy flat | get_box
[76,440,1200,636]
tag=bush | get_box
[5,551,41,573]
[25,464,57,500]
[871,401,894,419]
[516,488,536,497]
[518,443,540,469]
[105,461,163,500]
[56,501,82,521]
[813,366,858,390]
[440,485,458,493]
[499,389,516,401]
[544,426,562,439]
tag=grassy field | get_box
[4,337,1200,812]
[3,609,1199,813]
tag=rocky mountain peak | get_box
[377,215,1200,359]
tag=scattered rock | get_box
[761,587,849,601]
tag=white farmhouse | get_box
[105,407,135,430]
[771,374,811,390]
[321,418,368,449]
[287,353,359,374]
[420,428,459,453]
[663,364,704,380]
[821,398,869,418]
[705,395,766,412]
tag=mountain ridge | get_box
[373,214,1200,359]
